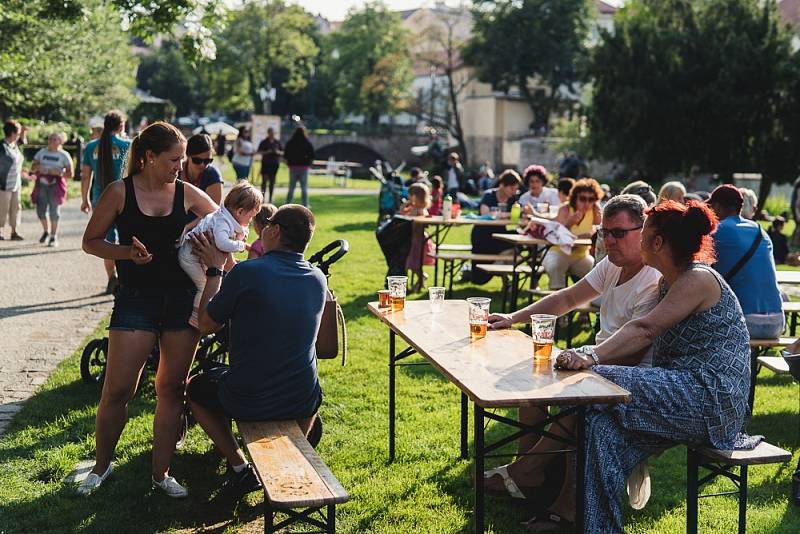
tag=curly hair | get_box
[646,200,717,266]
[523,164,549,187]
[568,178,603,209]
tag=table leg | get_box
[510,246,519,313]
[461,392,468,459]
[389,330,396,462]
[474,404,485,534]
[433,226,442,286]
[575,405,586,534]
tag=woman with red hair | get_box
[507,201,753,532]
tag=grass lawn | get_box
[2,194,800,533]
[214,158,380,191]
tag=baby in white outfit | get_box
[179,181,263,326]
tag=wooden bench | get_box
[474,263,533,312]
[434,243,471,252]
[757,356,790,375]
[748,338,796,408]
[785,301,800,336]
[687,441,792,534]
[238,420,349,534]
[431,252,512,292]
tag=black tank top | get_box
[115,176,193,289]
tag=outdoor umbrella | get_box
[193,122,238,136]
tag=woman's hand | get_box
[190,231,226,270]
[555,349,594,370]
[130,236,153,265]
[488,313,514,330]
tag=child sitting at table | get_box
[400,182,435,290]
[247,203,278,259]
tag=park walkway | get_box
[0,198,113,437]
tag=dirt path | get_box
[0,198,113,437]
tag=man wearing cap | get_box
[708,184,784,339]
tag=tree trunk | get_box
[446,67,467,166]
[247,70,264,114]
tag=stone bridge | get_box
[290,133,428,176]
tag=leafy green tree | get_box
[329,2,413,128]
[463,0,592,131]
[0,1,137,122]
[589,0,800,191]
[137,41,204,117]
[214,0,319,114]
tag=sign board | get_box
[251,115,281,159]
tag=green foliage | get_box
[329,2,413,126]
[213,0,319,113]
[589,0,800,184]
[0,1,137,122]
[463,0,592,130]
[136,41,204,117]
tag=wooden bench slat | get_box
[474,263,532,274]
[435,244,472,252]
[783,301,800,312]
[757,356,790,374]
[749,337,796,348]
[694,441,792,465]
[238,420,349,509]
[430,253,512,262]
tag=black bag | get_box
[376,216,412,280]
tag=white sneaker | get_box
[76,463,113,496]
[152,475,189,498]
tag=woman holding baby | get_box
[80,122,218,498]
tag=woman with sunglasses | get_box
[181,134,223,223]
[542,178,603,289]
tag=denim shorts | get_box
[109,285,196,334]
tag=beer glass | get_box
[467,297,491,340]
[428,286,445,312]
[387,276,408,311]
[377,289,391,308]
[531,314,557,360]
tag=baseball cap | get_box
[89,116,104,129]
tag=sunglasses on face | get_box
[191,157,213,166]
[598,225,643,239]
[578,195,597,203]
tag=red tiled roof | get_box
[780,0,800,27]
[596,0,618,15]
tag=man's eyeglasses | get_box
[598,226,643,239]
[191,157,214,166]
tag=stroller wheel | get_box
[80,338,108,386]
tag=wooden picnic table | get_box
[490,233,593,312]
[777,270,800,285]
[403,215,513,286]
[368,299,631,534]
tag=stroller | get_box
[371,160,407,222]
[80,240,350,391]
[375,216,412,281]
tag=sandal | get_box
[483,465,528,499]
[521,512,574,533]
[627,460,651,510]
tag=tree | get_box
[588,0,800,190]
[407,7,472,163]
[0,1,137,122]
[329,2,413,128]
[463,0,592,132]
[214,1,318,114]
[137,41,204,117]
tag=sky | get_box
[291,0,624,22]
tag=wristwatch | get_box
[205,267,225,278]
[578,345,600,367]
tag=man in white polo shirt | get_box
[485,194,660,502]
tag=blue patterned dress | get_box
[583,263,750,532]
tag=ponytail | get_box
[97,110,125,190]
[125,121,186,177]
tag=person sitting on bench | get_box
[188,204,327,493]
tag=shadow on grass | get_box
[332,221,376,233]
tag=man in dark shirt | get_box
[188,204,327,493]
[256,127,283,203]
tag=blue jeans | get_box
[287,168,309,207]
[745,312,785,339]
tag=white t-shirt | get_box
[584,257,661,365]
[34,148,72,176]
[519,188,560,210]
[231,140,254,167]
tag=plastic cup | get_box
[387,276,408,311]
[531,314,557,360]
[467,297,491,340]
[428,286,445,312]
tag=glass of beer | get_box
[387,276,408,311]
[377,289,392,308]
[428,286,445,312]
[531,314,557,360]
[467,297,491,340]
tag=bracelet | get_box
[578,345,600,367]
